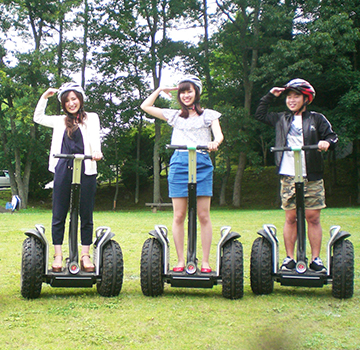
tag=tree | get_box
[213,0,287,206]
[258,0,360,202]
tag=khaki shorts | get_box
[280,176,326,210]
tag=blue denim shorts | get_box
[168,151,213,198]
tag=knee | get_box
[197,211,210,226]
[306,214,321,226]
[285,212,297,226]
[173,211,186,225]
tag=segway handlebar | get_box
[54,154,93,160]
[270,145,319,152]
[166,145,209,151]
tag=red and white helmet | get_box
[57,82,86,102]
[177,75,203,95]
[284,78,316,104]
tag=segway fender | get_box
[257,225,278,244]
[149,225,170,275]
[256,225,279,274]
[327,226,351,251]
[24,224,49,275]
[215,227,242,277]
[24,225,47,247]
[149,225,169,243]
[325,226,352,276]
[220,231,241,247]
[93,226,116,276]
[331,231,351,245]
[149,229,162,242]
[330,226,351,245]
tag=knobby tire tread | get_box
[97,240,124,297]
[221,239,244,299]
[21,237,44,299]
[332,239,354,299]
[250,237,274,295]
[140,238,164,296]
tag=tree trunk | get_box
[219,154,231,206]
[113,139,119,210]
[81,0,89,89]
[135,118,143,204]
[232,152,246,207]
[354,139,360,204]
[113,164,119,211]
[202,0,213,104]
[153,119,161,203]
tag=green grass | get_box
[0,208,359,349]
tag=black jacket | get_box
[255,93,338,180]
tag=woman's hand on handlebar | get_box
[92,151,103,161]
[208,140,220,152]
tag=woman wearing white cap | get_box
[34,82,102,273]
[141,75,224,273]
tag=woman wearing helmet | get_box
[255,78,338,273]
[34,82,103,273]
[140,75,224,273]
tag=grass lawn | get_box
[0,207,359,350]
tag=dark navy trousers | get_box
[52,161,97,246]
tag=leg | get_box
[79,174,97,246]
[51,164,71,271]
[283,209,297,259]
[79,174,97,271]
[52,244,63,271]
[172,197,187,268]
[52,166,71,246]
[197,196,212,269]
[80,244,94,271]
[305,209,322,261]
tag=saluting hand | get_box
[42,88,59,99]
[270,87,285,97]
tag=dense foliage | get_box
[0,0,359,207]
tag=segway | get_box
[250,145,354,298]
[140,145,243,299]
[21,154,124,299]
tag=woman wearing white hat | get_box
[34,82,103,273]
[141,75,224,273]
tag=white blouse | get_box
[162,109,221,146]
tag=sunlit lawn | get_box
[0,207,359,349]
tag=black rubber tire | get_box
[250,237,274,295]
[97,240,124,297]
[221,239,244,299]
[332,239,354,299]
[140,238,164,297]
[21,237,44,299]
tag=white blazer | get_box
[33,97,101,175]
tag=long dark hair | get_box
[177,82,203,118]
[61,90,87,138]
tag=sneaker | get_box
[309,257,327,273]
[281,256,296,271]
